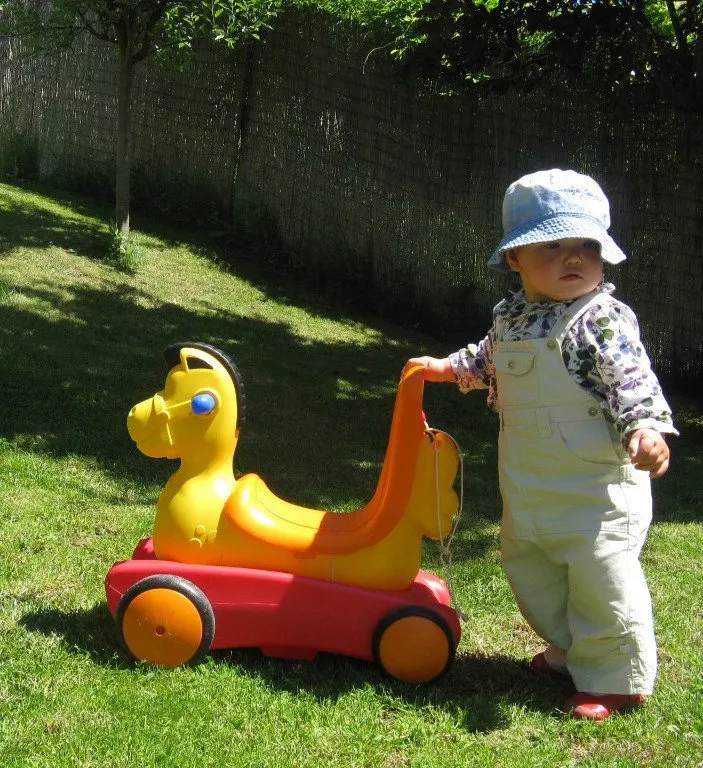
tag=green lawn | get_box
[0,181,701,767]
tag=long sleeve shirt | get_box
[448,283,678,441]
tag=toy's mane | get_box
[163,341,246,430]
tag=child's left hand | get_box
[627,429,670,478]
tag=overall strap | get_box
[493,298,510,342]
[551,289,607,346]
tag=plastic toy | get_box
[106,342,462,683]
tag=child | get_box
[406,169,677,721]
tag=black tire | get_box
[116,574,215,667]
[372,606,456,684]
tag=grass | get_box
[0,180,701,768]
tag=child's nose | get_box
[564,246,583,263]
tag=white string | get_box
[426,425,468,622]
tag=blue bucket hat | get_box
[487,169,627,272]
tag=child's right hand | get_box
[627,429,670,478]
[404,356,456,383]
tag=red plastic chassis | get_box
[106,538,461,684]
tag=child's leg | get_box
[563,525,656,695]
[502,524,656,695]
[501,534,571,652]
[542,644,567,670]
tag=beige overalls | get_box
[495,291,656,695]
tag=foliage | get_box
[0,1,283,60]
[106,225,142,271]
[157,0,284,67]
[294,0,424,34]
[399,1,703,112]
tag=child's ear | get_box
[505,248,521,272]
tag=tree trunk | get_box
[115,42,133,241]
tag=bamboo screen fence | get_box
[1,10,701,383]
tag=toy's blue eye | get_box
[191,393,216,415]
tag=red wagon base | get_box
[106,538,461,684]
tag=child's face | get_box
[505,239,604,302]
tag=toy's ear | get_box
[191,392,217,415]
[185,356,213,371]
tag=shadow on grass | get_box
[652,407,703,524]
[0,181,115,261]
[0,277,425,505]
[19,602,572,732]
[19,602,133,670]
[209,648,574,730]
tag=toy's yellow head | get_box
[127,342,245,462]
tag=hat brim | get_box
[487,214,627,272]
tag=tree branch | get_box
[665,0,688,52]
[131,4,167,63]
[76,8,115,44]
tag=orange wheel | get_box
[116,575,215,667]
[372,607,456,684]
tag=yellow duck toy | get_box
[127,342,460,591]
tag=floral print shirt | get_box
[448,283,678,440]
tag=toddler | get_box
[407,169,677,721]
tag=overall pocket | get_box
[494,350,538,406]
[556,417,623,465]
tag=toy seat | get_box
[223,366,427,556]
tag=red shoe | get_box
[565,693,646,721]
[530,651,569,676]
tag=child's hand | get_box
[627,429,670,478]
[404,356,456,383]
